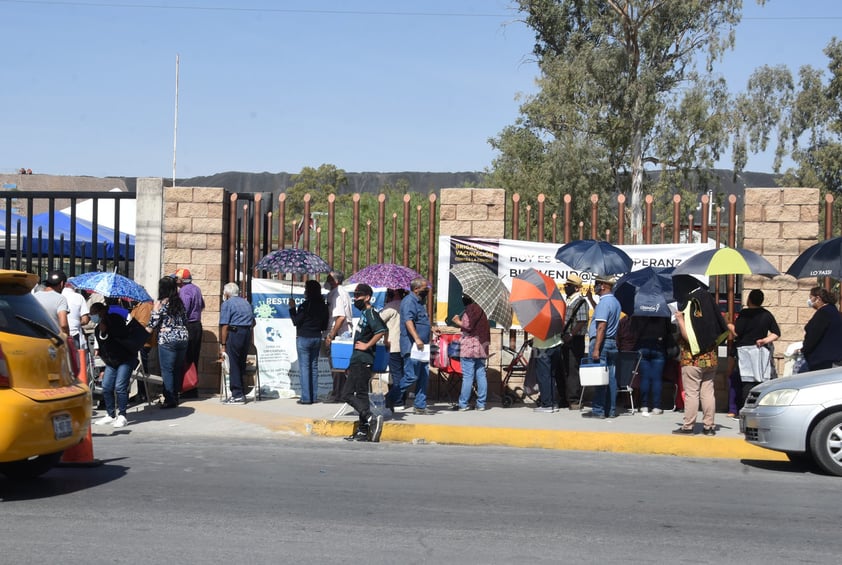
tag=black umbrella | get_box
[785,236,842,279]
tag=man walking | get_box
[582,274,621,419]
[219,282,255,404]
[343,284,386,442]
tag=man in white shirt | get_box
[324,270,353,401]
[62,280,91,349]
[34,269,70,336]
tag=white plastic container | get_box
[579,361,609,386]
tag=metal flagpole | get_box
[172,54,179,188]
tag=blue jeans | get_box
[589,337,618,417]
[387,352,404,404]
[159,341,187,405]
[638,347,665,410]
[393,355,429,409]
[296,336,322,403]
[534,345,561,408]
[459,357,487,409]
[102,361,133,417]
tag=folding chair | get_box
[132,351,163,406]
[615,350,642,414]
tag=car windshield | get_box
[0,284,61,338]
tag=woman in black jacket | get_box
[90,302,138,428]
[289,279,329,404]
[801,287,842,372]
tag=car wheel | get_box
[808,412,842,477]
[0,451,63,480]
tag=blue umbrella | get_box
[68,271,152,303]
[555,239,633,275]
[613,267,672,318]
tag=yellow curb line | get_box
[309,420,787,461]
[192,403,785,461]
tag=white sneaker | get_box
[639,407,650,417]
[94,415,115,425]
[651,408,664,415]
[112,415,128,428]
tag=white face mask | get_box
[807,297,816,308]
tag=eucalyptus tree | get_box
[491,0,748,241]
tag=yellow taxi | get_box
[0,270,91,479]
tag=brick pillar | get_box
[438,188,508,399]
[742,187,820,374]
[162,186,226,390]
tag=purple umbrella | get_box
[348,263,424,290]
[255,248,331,275]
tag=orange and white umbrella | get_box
[510,268,566,340]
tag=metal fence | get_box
[1,190,136,280]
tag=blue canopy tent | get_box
[1,210,135,260]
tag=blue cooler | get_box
[331,339,388,372]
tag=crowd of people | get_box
[35,256,842,442]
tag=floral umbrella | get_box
[348,263,423,290]
[255,248,331,275]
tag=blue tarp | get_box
[0,211,135,259]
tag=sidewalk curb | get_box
[192,402,786,461]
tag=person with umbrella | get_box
[89,302,138,428]
[288,279,329,405]
[582,275,622,419]
[450,293,491,411]
[799,287,842,372]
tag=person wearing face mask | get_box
[582,274,621,419]
[323,271,353,401]
[451,294,491,411]
[560,274,589,410]
[386,277,435,414]
[90,302,137,428]
[799,287,842,373]
[343,284,387,442]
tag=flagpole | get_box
[172,54,179,188]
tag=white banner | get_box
[251,278,388,398]
[436,236,715,324]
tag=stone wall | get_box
[161,186,227,389]
[741,187,820,373]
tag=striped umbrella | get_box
[510,268,566,340]
[450,262,512,329]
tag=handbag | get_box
[182,362,199,391]
[737,345,773,382]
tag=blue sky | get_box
[1,0,840,179]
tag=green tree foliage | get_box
[737,39,842,195]
[490,0,746,241]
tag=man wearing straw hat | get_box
[560,273,589,410]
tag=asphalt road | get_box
[2,434,840,564]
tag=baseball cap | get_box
[353,283,373,297]
[171,268,192,281]
[44,269,67,287]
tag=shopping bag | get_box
[737,345,772,382]
[182,362,199,391]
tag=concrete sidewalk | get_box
[110,393,786,462]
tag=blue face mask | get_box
[91,314,101,324]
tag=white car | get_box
[740,368,842,476]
